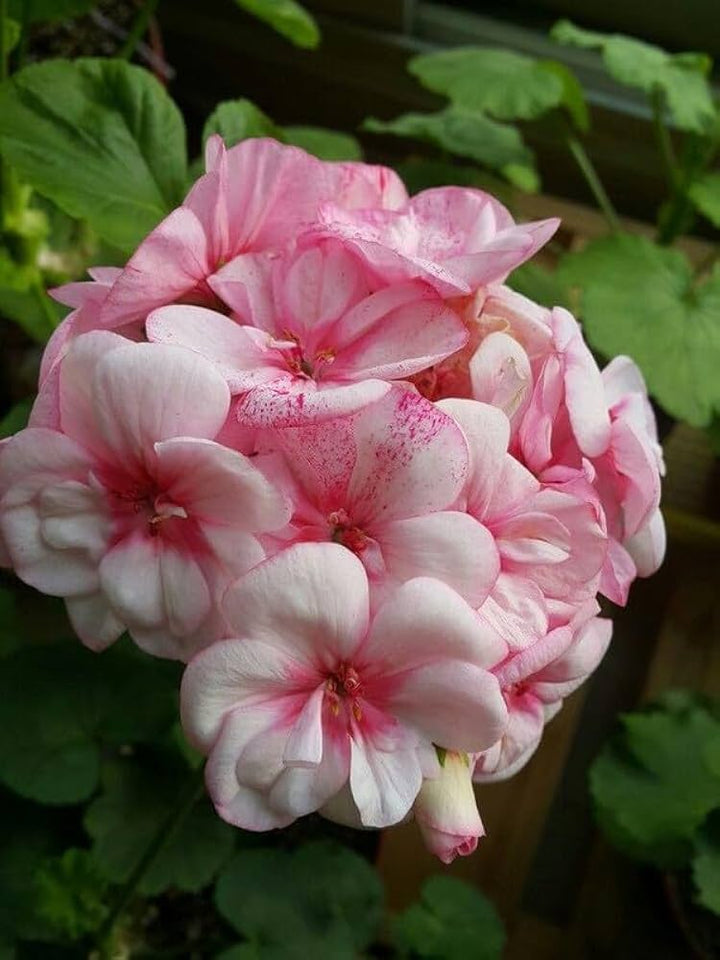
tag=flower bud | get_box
[414,751,484,864]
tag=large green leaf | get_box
[390,875,505,960]
[590,695,720,867]
[551,20,716,133]
[202,98,281,149]
[8,0,94,22]
[364,106,539,191]
[409,47,564,121]
[0,58,187,252]
[215,842,383,957]
[201,98,362,162]
[557,233,720,427]
[85,753,234,895]
[693,811,720,916]
[232,0,319,50]
[510,261,570,309]
[689,171,720,228]
[0,641,181,804]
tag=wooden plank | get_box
[377,685,587,920]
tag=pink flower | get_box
[461,290,664,605]
[180,542,508,830]
[307,186,559,297]
[414,750,484,863]
[99,137,408,328]
[40,268,123,388]
[263,388,501,607]
[0,332,289,658]
[475,611,612,781]
[437,399,608,634]
[146,239,468,426]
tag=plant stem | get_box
[120,0,160,61]
[95,762,206,953]
[566,134,621,234]
[651,88,680,191]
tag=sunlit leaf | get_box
[409,47,564,121]
[0,59,187,252]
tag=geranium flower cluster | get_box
[0,138,665,863]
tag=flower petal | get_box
[92,343,230,461]
[223,542,370,667]
[155,437,290,531]
[363,576,506,671]
[379,511,500,607]
[349,727,423,827]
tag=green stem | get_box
[96,763,205,953]
[651,88,679,192]
[119,0,160,61]
[566,134,621,234]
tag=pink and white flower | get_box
[0,332,289,658]
[474,611,612,781]
[264,388,500,607]
[307,186,560,297]
[180,542,508,830]
[98,137,408,329]
[146,239,468,426]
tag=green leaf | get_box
[2,18,20,53]
[409,47,564,121]
[85,752,234,895]
[693,810,720,916]
[590,695,720,867]
[364,106,539,191]
[8,0,95,23]
[391,875,505,960]
[232,0,320,50]
[0,58,187,252]
[215,841,383,956]
[282,126,362,161]
[689,172,720,228]
[551,20,716,133]
[202,98,281,150]
[0,641,181,804]
[34,848,108,941]
[557,233,720,427]
[201,99,362,162]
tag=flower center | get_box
[109,482,187,536]
[328,508,368,554]
[325,662,364,721]
[278,330,335,381]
